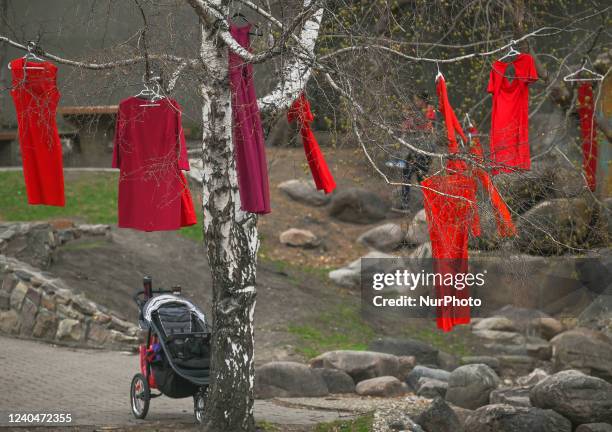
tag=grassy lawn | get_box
[0,171,203,240]
[288,301,472,359]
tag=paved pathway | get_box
[0,336,350,428]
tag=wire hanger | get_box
[8,41,45,70]
[136,74,165,107]
[498,40,521,61]
[435,62,444,82]
[563,58,604,82]
[231,11,263,36]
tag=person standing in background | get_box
[396,91,436,211]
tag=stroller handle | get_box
[133,288,179,306]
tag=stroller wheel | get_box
[130,373,150,419]
[193,388,207,424]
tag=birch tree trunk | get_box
[198,20,259,432]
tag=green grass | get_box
[0,171,203,240]
[313,414,374,432]
[256,421,280,432]
[288,304,376,359]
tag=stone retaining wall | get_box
[0,223,139,350]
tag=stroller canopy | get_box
[142,294,208,333]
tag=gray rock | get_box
[516,197,596,255]
[279,228,320,248]
[530,370,612,425]
[357,223,404,251]
[416,378,448,398]
[445,364,501,410]
[516,368,549,387]
[497,355,536,376]
[9,281,28,310]
[437,351,459,372]
[490,387,532,407]
[328,251,395,288]
[409,242,432,260]
[473,316,517,332]
[525,336,552,360]
[254,362,329,398]
[0,291,9,310]
[328,187,390,224]
[397,355,417,381]
[20,298,38,334]
[56,318,83,342]
[576,424,612,432]
[461,356,501,373]
[531,317,564,340]
[473,329,525,344]
[464,403,572,432]
[405,209,429,245]
[355,376,404,397]
[32,309,58,339]
[311,368,355,394]
[0,309,19,334]
[310,350,399,383]
[78,224,111,236]
[550,328,612,381]
[278,179,331,207]
[406,366,450,390]
[368,337,439,365]
[416,397,463,432]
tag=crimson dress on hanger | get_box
[578,83,598,191]
[112,97,196,231]
[287,93,336,194]
[229,23,271,214]
[10,57,65,206]
[488,53,538,174]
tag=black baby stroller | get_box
[130,276,210,423]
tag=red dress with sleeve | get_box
[487,53,538,174]
[10,57,65,206]
[112,97,196,231]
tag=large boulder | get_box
[310,350,399,383]
[357,223,404,251]
[445,364,501,410]
[530,370,612,425]
[464,404,572,432]
[416,378,448,398]
[368,337,439,365]
[328,188,390,224]
[550,328,612,381]
[279,228,320,248]
[493,165,556,214]
[405,209,429,245]
[516,197,597,255]
[311,368,355,394]
[516,368,550,387]
[406,366,450,390]
[355,376,404,397]
[278,179,331,206]
[254,362,328,398]
[461,356,501,373]
[415,397,463,432]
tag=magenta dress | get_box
[229,23,271,214]
[112,97,191,231]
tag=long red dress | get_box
[578,83,598,191]
[487,53,538,174]
[112,97,196,231]
[421,174,478,332]
[10,57,65,206]
[287,93,336,194]
[229,23,271,214]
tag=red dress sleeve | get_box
[112,103,126,169]
[526,54,539,84]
